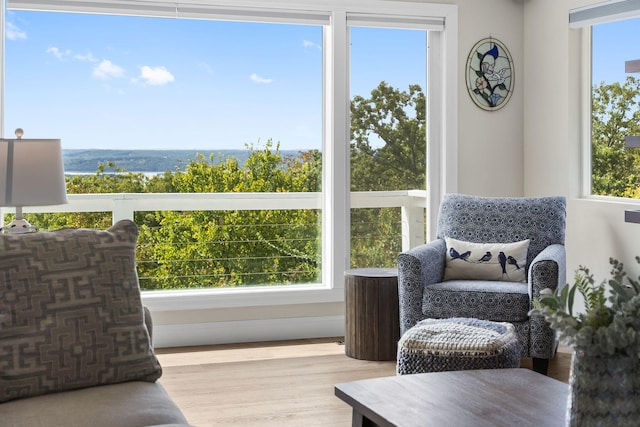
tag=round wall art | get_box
[466,37,513,111]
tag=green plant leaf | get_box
[567,283,577,318]
[609,278,632,301]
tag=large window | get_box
[1,1,457,303]
[572,2,640,198]
[4,10,324,289]
[349,25,427,268]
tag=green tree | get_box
[592,76,640,197]
[15,83,429,288]
[136,141,322,289]
[349,82,427,268]
[25,162,150,231]
[350,81,426,191]
[15,144,322,290]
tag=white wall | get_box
[410,0,525,196]
[523,0,640,283]
[450,0,525,197]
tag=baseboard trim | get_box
[152,315,346,348]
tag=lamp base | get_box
[0,218,39,234]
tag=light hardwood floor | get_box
[155,339,571,427]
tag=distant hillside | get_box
[63,149,305,173]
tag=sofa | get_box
[0,220,190,426]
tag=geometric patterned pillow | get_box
[443,236,530,282]
[0,220,162,403]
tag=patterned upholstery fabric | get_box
[436,194,566,268]
[397,194,566,360]
[396,317,521,375]
[0,220,162,403]
[423,280,530,322]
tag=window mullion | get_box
[322,9,349,289]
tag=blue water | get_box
[63,149,307,174]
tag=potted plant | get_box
[530,257,640,427]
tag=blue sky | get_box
[4,10,426,151]
[592,17,640,84]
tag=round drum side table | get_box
[344,268,400,361]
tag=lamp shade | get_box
[0,138,68,207]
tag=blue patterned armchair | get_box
[397,194,566,374]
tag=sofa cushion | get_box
[0,381,190,427]
[423,279,530,322]
[0,220,162,403]
[443,237,529,282]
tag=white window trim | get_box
[580,26,593,199]
[572,1,640,202]
[1,0,458,311]
[570,0,640,28]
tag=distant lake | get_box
[63,149,308,174]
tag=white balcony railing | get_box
[1,190,427,290]
[0,190,427,251]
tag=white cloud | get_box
[47,47,71,61]
[198,61,215,75]
[93,60,125,80]
[139,65,175,86]
[250,73,273,84]
[75,52,98,62]
[303,40,320,50]
[6,22,27,41]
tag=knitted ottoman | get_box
[396,317,521,375]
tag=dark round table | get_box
[344,268,400,361]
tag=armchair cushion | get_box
[0,220,162,403]
[443,237,530,282]
[423,280,530,322]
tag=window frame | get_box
[571,1,640,201]
[0,0,458,311]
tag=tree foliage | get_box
[350,81,426,191]
[350,81,427,267]
[592,76,640,197]
[11,77,640,291]
[12,82,428,289]
[136,141,322,289]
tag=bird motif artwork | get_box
[478,251,492,262]
[449,247,472,261]
[498,251,507,275]
[507,255,521,270]
[444,237,529,282]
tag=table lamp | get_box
[0,128,68,233]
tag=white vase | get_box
[566,350,640,427]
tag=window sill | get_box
[141,283,343,311]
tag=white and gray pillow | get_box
[443,236,530,282]
[0,220,161,403]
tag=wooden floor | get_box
[155,339,572,427]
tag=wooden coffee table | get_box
[335,368,568,427]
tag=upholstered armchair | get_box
[397,194,566,374]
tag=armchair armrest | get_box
[527,243,566,358]
[397,239,446,334]
[527,244,566,300]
